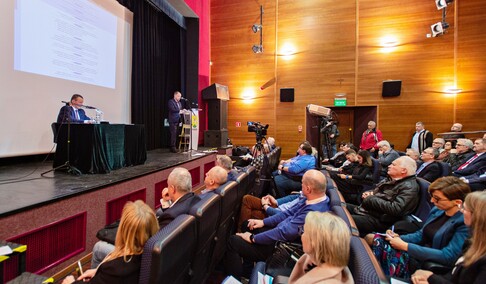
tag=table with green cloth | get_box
[53,123,146,174]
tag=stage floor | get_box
[0,149,213,217]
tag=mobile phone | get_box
[77,260,84,275]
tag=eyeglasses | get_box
[456,144,465,147]
[460,204,471,213]
[429,193,449,202]
[432,142,443,144]
[298,226,304,236]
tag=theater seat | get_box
[188,194,222,284]
[348,236,388,284]
[139,214,197,284]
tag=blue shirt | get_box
[283,154,316,177]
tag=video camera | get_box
[247,121,269,141]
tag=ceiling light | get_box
[252,45,263,53]
[430,22,449,37]
[435,0,453,10]
[252,24,262,33]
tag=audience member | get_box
[453,138,486,177]
[359,120,383,158]
[443,123,466,147]
[224,170,330,280]
[416,147,441,182]
[432,138,445,152]
[371,176,470,279]
[249,144,270,173]
[237,193,302,232]
[331,150,373,205]
[408,122,433,153]
[288,212,353,284]
[63,201,159,284]
[199,166,228,198]
[348,156,419,237]
[377,140,400,177]
[320,119,339,159]
[57,94,92,124]
[459,166,486,191]
[412,191,486,284]
[273,141,315,196]
[91,167,200,268]
[437,141,453,161]
[216,155,238,181]
[444,138,475,171]
[267,137,276,150]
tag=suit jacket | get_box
[408,129,433,153]
[417,161,441,182]
[453,153,486,177]
[168,98,185,123]
[429,255,486,284]
[57,105,90,123]
[156,192,201,228]
[401,207,468,267]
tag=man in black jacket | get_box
[348,156,420,237]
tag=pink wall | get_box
[185,0,210,143]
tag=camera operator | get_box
[321,118,339,159]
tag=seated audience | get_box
[199,166,228,198]
[370,176,470,279]
[267,136,276,150]
[288,212,354,284]
[348,156,419,237]
[444,138,474,171]
[416,147,441,182]
[224,170,330,280]
[324,142,352,168]
[437,141,453,161]
[412,191,486,284]
[237,193,303,232]
[459,166,486,191]
[249,143,270,173]
[432,138,445,152]
[331,150,373,205]
[216,155,239,181]
[91,167,200,268]
[273,141,315,196]
[377,140,400,177]
[63,200,159,284]
[406,148,422,167]
[453,138,486,177]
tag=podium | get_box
[179,108,199,152]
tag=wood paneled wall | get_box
[210,0,486,159]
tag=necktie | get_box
[457,154,479,170]
[416,163,426,175]
[75,109,80,120]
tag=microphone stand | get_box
[42,105,82,176]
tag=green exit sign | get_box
[334,98,347,106]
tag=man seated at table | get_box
[273,141,316,196]
[57,94,92,124]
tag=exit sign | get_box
[334,98,347,106]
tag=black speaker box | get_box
[280,88,294,102]
[204,130,228,147]
[207,100,227,130]
[202,83,229,100]
[382,80,402,97]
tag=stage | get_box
[0,148,218,280]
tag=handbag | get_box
[265,241,304,277]
[95,220,119,245]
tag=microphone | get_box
[81,105,97,110]
[180,97,188,101]
[61,100,70,105]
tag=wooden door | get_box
[332,109,355,145]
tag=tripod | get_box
[41,105,82,176]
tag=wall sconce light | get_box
[430,21,449,37]
[444,87,462,94]
[252,45,263,54]
[435,0,453,10]
[251,5,264,53]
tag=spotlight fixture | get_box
[252,24,262,33]
[435,0,453,10]
[252,45,263,54]
[430,21,449,37]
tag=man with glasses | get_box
[454,138,486,177]
[444,138,475,171]
[348,156,419,237]
[416,147,441,182]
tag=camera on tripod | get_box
[247,121,269,141]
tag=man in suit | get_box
[91,167,200,268]
[56,94,92,123]
[454,138,486,177]
[416,147,441,182]
[167,91,186,153]
[407,121,433,153]
[459,166,486,191]
[444,138,475,170]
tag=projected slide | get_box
[14,0,117,88]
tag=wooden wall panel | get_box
[211,0,485,159]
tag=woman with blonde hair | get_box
[288,212,354,284]
[63,200,159,284]
[412,191,486,283]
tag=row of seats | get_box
[138,166,256,284]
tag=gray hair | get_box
[377,140,391,148]
[458,138,474,149]
[368,121,376,127]
[433,138,445,145]
[168,167,192,193]
[216,155,233,171]
[395,156,417,176]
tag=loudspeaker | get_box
[204,130,228,147]
[207,100,228,130]
[202,83,229,100]
[382,80,402,97]
[280,88,294,102]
